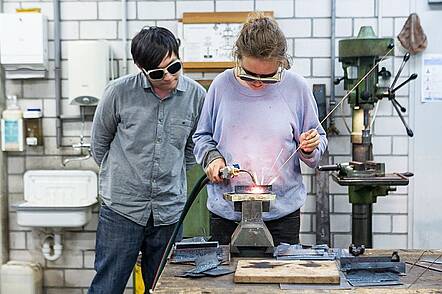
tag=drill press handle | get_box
[383,53,418,137]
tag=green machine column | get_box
[183,165,210,238]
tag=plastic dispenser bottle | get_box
[1,95,24,151]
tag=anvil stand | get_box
[223,185,275,256]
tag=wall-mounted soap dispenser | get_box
[23,108,43,146]
[1,95,24,151]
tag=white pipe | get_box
[121,0,128,75]
[377,0,383,37]
[42,233,63,261]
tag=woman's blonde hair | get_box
[234,12,289,68]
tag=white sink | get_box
[15,170,98,228]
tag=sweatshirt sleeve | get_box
[298,82,328,168]
[192,82,224,170]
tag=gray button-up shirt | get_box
[91,72,206,226]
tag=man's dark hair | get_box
[131,26,180,70]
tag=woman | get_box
[193,12,327,246]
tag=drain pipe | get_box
[42,233,63,261]
[121,0,128,75]
[53,0,62,147]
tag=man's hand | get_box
[299,129,320,154]
[205,158,226,183]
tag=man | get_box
[89,27,206,293]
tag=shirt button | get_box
[159,118,163,122]
[152,179,156,183]
[156,138,161,143]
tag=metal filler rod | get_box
[268,45,395,186]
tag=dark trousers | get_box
[88,204,178,294]
[210,209,300,246]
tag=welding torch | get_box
[219,164,257,184]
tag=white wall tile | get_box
[313,58,331,77]
[8,157,25,174]
[117,20,156,39]
[372,136,392,155]
[301,195,316,213]
[47,250,83,268]
[381,0,410,17]
[291,58,311,77]
[44,269,64,287]
[373,234,407,249]
[9,232,26,249]
[8,175,23,194]
[138,1,175,20]
[330,214,351,232]
[300,213,311,232]
[392,215,408,233]
[98,1,137,20]
[393,136,408,155]
[215,0,253,12]
[300,233,316,245]
[336,0,375,17]
[80,21,117,39]
[333,195,352,213]
[176,1,214,18]
[256,0,294,18]
[295,38,330,57]
[61,2,97,20]
[373,196,407,214]
[373,214,392,233]
[278,19,311,38]
[295,0,331,17]
[336,18,353,37]
[328,136,351,155]
[333,233,351,248]
[65,269,95,288]
[313,18,331,37]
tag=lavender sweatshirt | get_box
[193,69,327,221]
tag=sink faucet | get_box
[62,142,92,167]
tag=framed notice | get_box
[422,54,442,102]
[178,11,273,72]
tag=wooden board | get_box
[181,11,274,24]
[234,259,340,284]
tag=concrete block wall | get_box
[2,0,413,292]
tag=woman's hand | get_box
[299,129,320,154]
[205,158,226,183]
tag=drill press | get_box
[319,26,416,248]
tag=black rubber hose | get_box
[150,174,210,292]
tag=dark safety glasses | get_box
[143,59,182,81]
[235,65,283,84]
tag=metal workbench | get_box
[155,249,442,293]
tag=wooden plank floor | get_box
[154,249,442,293]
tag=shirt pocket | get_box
[168,118,193,150]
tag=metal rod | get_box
[269,46,395,183]
[408,253,442,288]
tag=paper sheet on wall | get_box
[422,54,442,102]
[180,23,242,62]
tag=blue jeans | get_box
[88,204,179,294]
